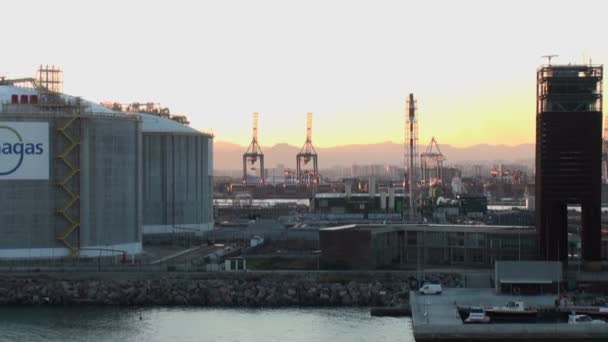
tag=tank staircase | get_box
[55,115,81,257]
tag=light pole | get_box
[518,229,521,261]
[578,225,581,278]
[422,229,426,283]
[557,240,562,298]
[417,231,421,289]
[317,254,320,271]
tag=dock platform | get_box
[411,288,608,341]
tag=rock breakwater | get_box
[0,272,462,307]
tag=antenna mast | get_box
[542,54,558,66]
[405,93,419,221]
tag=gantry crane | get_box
[420,136,446,186]
[243,112,265,186]
[296,112,318,189]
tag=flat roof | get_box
[319,223,535,235]
[496,261,562,283]
[537,64,603,71]
[315,193,405,199]
[500,279,553,284]
[141,112,211,135]
[0,85,213,136]
[319,224,358,231]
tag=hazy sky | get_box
[4,0,607,147]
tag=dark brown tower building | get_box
[536,64,603,265]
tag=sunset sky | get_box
[3,0,607,148]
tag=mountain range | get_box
[213,141,534,170]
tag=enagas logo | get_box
[0,122,49,180]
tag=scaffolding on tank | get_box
[40,66,82,257]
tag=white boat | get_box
[568,313,605,324]
[485,301,538,318]
[465,307,490,324]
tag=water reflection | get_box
[0,307,413,342]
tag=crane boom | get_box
[306,112,312,142]
[253,112,259,143]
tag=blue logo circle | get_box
[0,126,24,176]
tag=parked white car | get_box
[465,307,490,324]
[419,283,442,295]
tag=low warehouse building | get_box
[313,193,406,214]
[320,224,537,270]
[495,261,562,294]
[319,225,399,269]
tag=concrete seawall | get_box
[0,271,462,307]
[415,324,608,341]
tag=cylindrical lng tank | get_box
[0,85,142,258]
[141,113,213,235]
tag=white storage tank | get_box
[0,84,142,258]
[141,113,214,235]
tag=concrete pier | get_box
[411,288,608,341]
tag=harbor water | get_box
[0,306,414,342]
